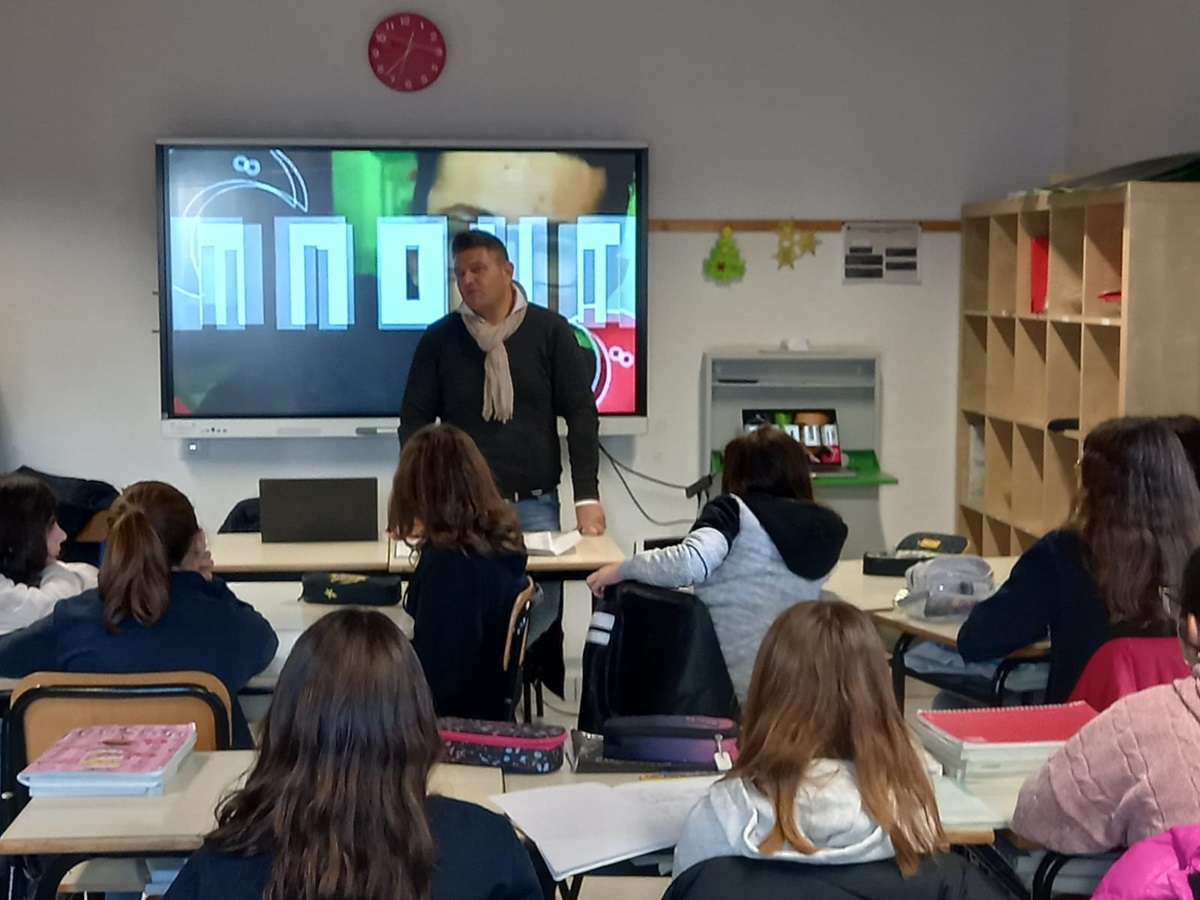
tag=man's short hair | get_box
[451,229,509,263]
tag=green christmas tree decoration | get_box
[704,226,746,283]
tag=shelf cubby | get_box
[1045,321,1082,423]
[1083,203,1125,320]
[1043,431,1079,530]
[1012,527,1040,554]
[984,417,1013,520]
[1048,207,1085,317]
[961,217,990,312]
[1080,324,1122,432]
[957,505,984,556]
[985,317,1017,420]
[987,215,1019,315]
[1013,319,1048,426]
[959,316,988,412]
[983,515,1012,556]
[957,411,986,509]
[1011,424,1045,532]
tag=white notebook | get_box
[491,777,717,880]
[523,530,583,557]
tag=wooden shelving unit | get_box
[955,183,1200,554]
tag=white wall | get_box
[1067,1,1200,173]
[0,0,1071,560]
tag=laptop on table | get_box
[258,477,379,543]
[740,408,855,476]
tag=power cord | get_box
[597,443,697,527]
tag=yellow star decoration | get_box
[773,221,800,269]
[324,587,338,600]
[797,230,821,257]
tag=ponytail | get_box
[97,481,200,633]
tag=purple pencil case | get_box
[602,715,739,770]
[438,718,567,774]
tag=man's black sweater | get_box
[399,304,600,500]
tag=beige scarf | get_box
[457,282,528,423]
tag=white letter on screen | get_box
[378,216,448,329]
[573,217,624,326]
[173,218,264,331]
[274,217,355,331]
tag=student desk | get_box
[870,605,1049,707]
[209,532,625,581]
[0,751,503,900]
[208,532,391,580]
[389,534,625,579]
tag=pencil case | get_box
[437,718,568,774]
[602,715,739,770]
[299,572,402,606]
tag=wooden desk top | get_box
[210,533,390,575]
[0,752,503,856]
[823,556,1018,613]
[389,533,625,575]
[869,607,1049,658]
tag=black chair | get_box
[218,497,261,533]
[663,853,1018,900]
[577,581,738,734]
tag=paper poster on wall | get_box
[842,222,921,284]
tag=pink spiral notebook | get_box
[917,701,1097,745]
[19,723,197,795]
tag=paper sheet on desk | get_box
[933,775,1008,832]
[491,776,717,880]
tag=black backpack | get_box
[577,581,738,734]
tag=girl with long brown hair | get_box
[163,609,541,900]
[390,423,530,719]
[959,417,1200,702]
[673,600,947,877]
[0,480,276,748]
[0,472,97,633]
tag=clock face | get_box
[368,13,446,92]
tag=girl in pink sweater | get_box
[1012,547,1200,853]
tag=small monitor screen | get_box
[741,408,842,468]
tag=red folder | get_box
[917,701,1096,745]
[1030,237,1049,313]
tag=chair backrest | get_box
[2,670,234,827]
[578,581,738,734]
[501,578,537,722]
[219,497,261,534]
[663,854,1013,900]
[1067,637,1190,712]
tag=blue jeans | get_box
[513,492,562,650]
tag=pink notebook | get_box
[19,723,197,794]
[918,701,1097,745]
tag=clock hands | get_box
[384,33,415,77]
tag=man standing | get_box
[399,229,607,537]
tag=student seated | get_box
[0,480,277,749]
[587,426,848,701]
[1011,546,1200,853]
[958,417,1200,702]
[163,608,541,900]
[673,600,946,878]
[390,423,530,720]
[0,472,98,633]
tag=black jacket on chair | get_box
[577,581,737,734]
[663,854,1014,900]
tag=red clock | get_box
[368,13,447,92]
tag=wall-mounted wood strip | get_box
[647,218,961,233]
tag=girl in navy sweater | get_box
[958,417,1200,701]
[0,480,277,748]
[390,424,530,720]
